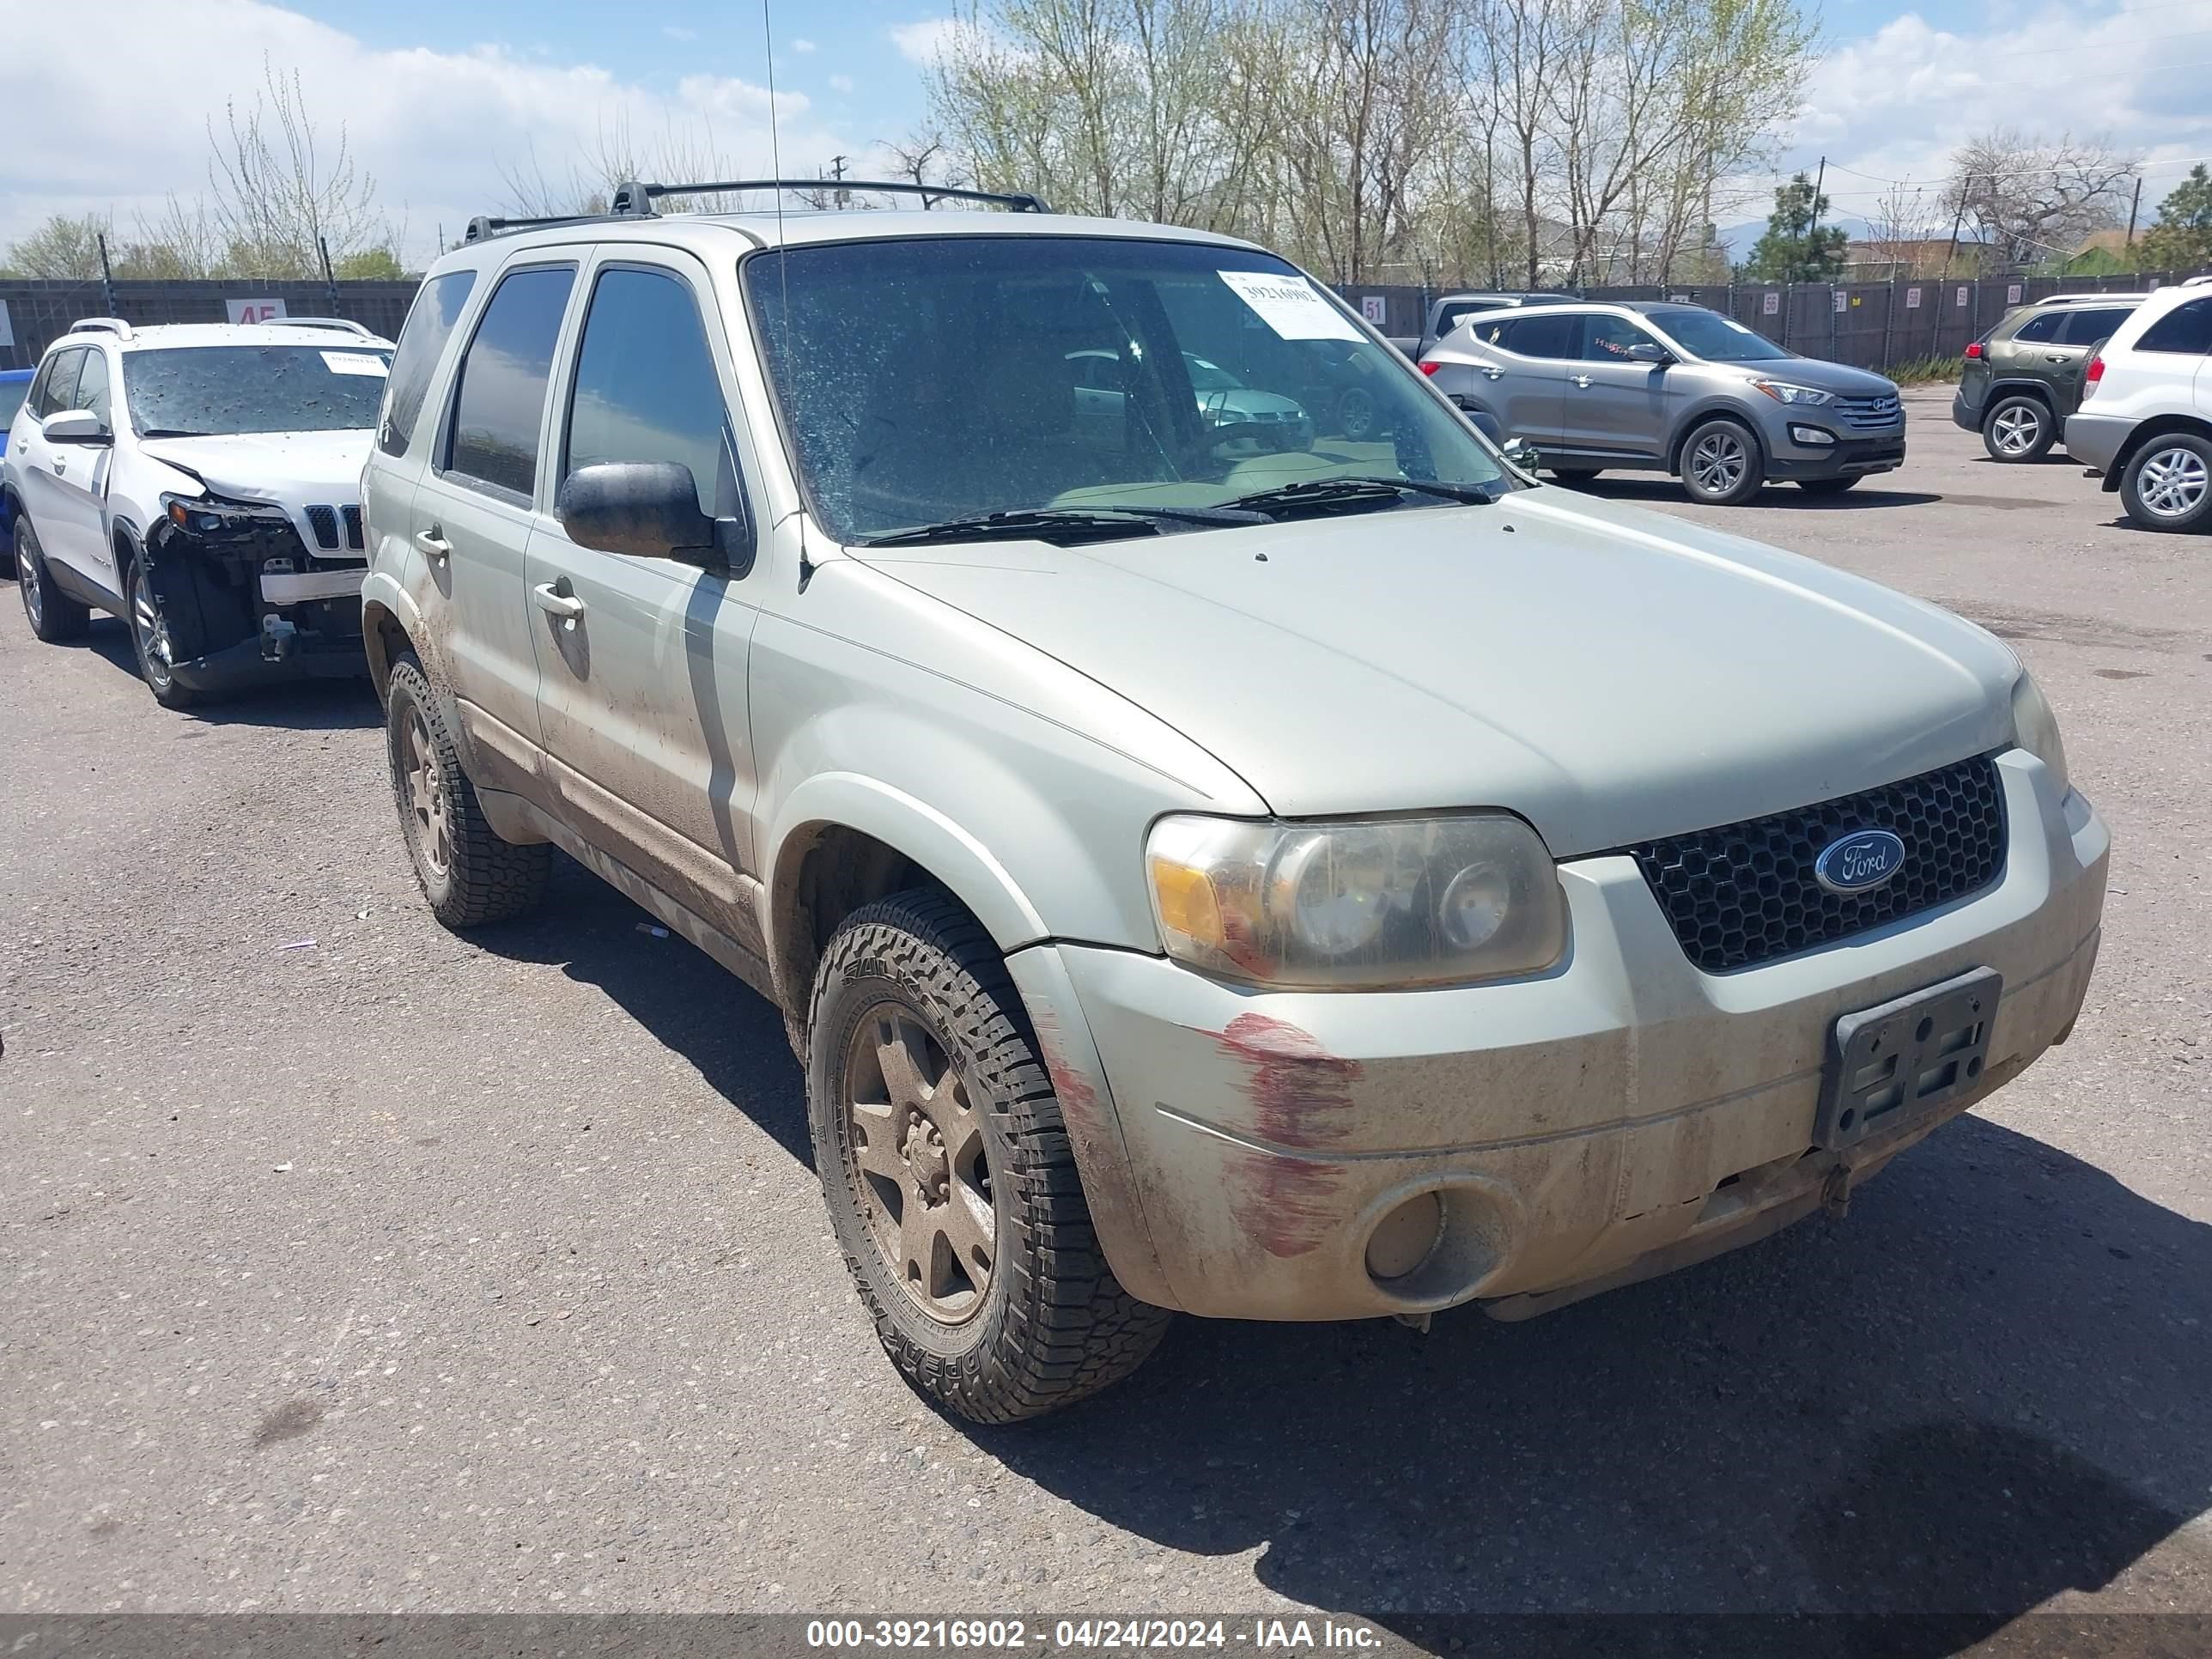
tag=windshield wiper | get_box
[860,504,1260,549]
[1221,476,1504,518]
[139,428,212,439]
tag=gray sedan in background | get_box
[1420,301,1906,504]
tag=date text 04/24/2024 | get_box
[804,1618,1385,1651]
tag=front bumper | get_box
[167,601,370,693]
[2063,411,2132,481]
[147,503,369,691]
[1762,422,1906,481]
[1017,752,2106,1322]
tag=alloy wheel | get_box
[18,547,40,629]
[131,564,175,691]
[2136,445,2209,520]
[1690,428,1748,495]
[842,1006,997,1325]
[1990,404,2042,457]
[401,706,453,878]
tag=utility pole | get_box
[830,153,849,211]
[96,233,117,318]
[2125,176,2143,248]
[319,234,340,314]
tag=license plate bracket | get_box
[1815,966,2003,1151]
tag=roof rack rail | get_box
[69,317,133,340]
[607,178,1053,216]
[463,210,613,244]
[279,317,378,338]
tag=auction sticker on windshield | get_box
[322,350,389,376]
[1218,270,1361,342]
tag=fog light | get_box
[1364,1191,1445,1280]
[1790,424,1835,446]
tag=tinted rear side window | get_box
[2013,311,2066,343]
[1500,314,1576,359]
[381,269,478,459]
[446,264,576,498]
[2060,307,2132,346]
[2137,298,2212,356]
[563,266,735,519]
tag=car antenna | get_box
[761,0,813,588]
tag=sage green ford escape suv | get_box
[361,184,2107,1423]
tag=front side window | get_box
[446,264,576,497]
[122,346,392,437]
[2137,298,2212,356]
[563,265,735,520]
[72,348,112,428]
[2059,307,2132,346]
[1646,307,1796,363]
[1580,314,1658,361]
[33,349,83,419]
[382,268,478,459]
[747,236,1506,544]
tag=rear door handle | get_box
[1481,367,1504,380]
[415,527,451,560]
[532,580,586,621]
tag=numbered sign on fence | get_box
[1905,287,1923,309]
[1956,285,1970,307]
[1359,295,1387,325]
[1833,289,1848,313]
[1762,291,1780,315]
[226,298,288,325]
[2008,283,2023,304]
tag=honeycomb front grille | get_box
[304,505,340,549]
[1626,755,2007,974]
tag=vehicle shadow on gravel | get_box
[979,1115,2212,1653]
[1570,478,1944,511]
[468,853,811,1165]
[80,620,380,731]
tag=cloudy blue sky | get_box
[3,0,2209,264]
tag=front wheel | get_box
[127,557,204,709]
[808,890,1170,1423]
[1678,419,1765,505]
[15,518,90,643]
[1337,386,1377,441]
[1982,394,2053,463]
[2120,434,2212,532]
[383,653,550,927]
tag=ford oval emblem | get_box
[1815,829,1906,895]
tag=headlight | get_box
[2010,671,2070,798]
[1749,380,1834,406]
[1146,813,1566,989]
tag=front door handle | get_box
[1569,374,1593,388]
[1481,366,1504,380]
[415,527,451,561]
[532,580,586,622]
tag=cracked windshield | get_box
[747,236,1509,544]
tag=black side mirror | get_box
[557,461,753,575]
[1625,342,1671,365]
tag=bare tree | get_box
[1944,129,2141,266]
[205,57,397,278]
[1,213,112,279]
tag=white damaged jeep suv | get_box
[359,186,2108,1423]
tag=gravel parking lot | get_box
[4,384,2209,1640]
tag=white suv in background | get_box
[3,317,394,707]
[2064,278,2212,533]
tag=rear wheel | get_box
[15,518,89,643]
[126,556,204,709]
[2120,434,2212,532]
[1982,394,2053,463]
[1678,418,1764,506]
[383,653,550,927]
[1796,476,1862,497]
[809,890,1170,1423]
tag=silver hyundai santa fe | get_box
[1420,300,1907,504]
[360,187,2104,1423]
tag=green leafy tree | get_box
[1743,172,1846,281]
[2,212,112,279]
[2138,165,2212,273]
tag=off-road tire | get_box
[1981,393,2054,463]
[383,653,550,927]
[125,556,204,710]
[1677,416,1765,506]
[15,518,90,643]
[1796,475,1862,497]
[807,890,1170,1423]
[2119,432,2212,533]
